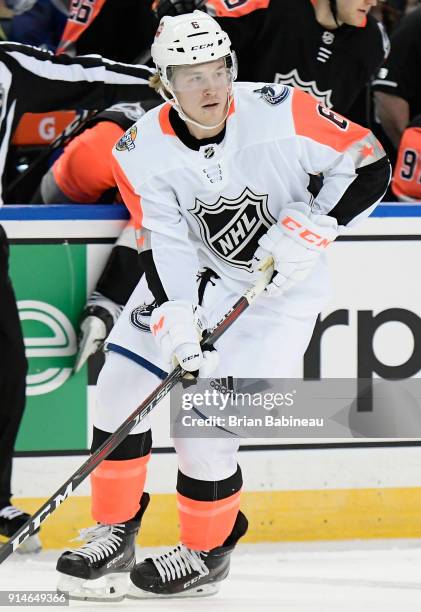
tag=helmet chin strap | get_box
[160,84,233,132]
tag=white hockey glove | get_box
[253,203,338,295]
[150,300,219,377]
[73,294,122,373]
[73,316,108,374]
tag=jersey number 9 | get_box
[400,149,421,184]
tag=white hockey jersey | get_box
[112,82,389,305]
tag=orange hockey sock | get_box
[91,454,150,524]
[177,489,242,551]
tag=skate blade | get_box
[126,581,220,599]
[57,572,128,602]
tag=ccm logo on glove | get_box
[281,216,332,249]
[252,202,339,296]
[150,300,219,377]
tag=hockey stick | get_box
[0,258,273,563]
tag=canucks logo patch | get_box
[115,125,137,152]
[130,301,157,332]
[253,85,290,106]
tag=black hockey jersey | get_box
[208,0,390,115]
[372,7,421,120]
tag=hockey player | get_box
[154,0,390,117]
[71,0,391,372]
[373,6,421,154]
[391,114,421,201]
[0,44,154,551]
[56,11,390,600]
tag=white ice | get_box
[0,540,421,611]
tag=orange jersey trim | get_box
[205,0,269,17]
[111,153,143,246]
[159,103,176,136]
[227,97,235,118]
[291,88,369,153]
[159,99,235,136]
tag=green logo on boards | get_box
[9,243,88,451]
[19,300,77,395]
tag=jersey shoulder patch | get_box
[115,124,137,152]
[253,83,290,106]
[113,104,164,154]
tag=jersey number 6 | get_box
[317,105,349,131]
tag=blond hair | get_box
[149,72,172,100]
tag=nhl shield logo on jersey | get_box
[189,187,275,271]
[253,85,290,106]
[130,301,157,332]
[115,125,137,152]
[203,145,216,159]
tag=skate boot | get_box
[56,492,149,601]
[0,505,41,553]
[127,510,248,599]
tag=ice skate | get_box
[0,505,41,554]
[127,510,248,599]
[56,493,149,601]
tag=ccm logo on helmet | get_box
[281,216,331,248]
[191,43,214,50]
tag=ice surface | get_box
[0,541,420,611]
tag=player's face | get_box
[172,59,231,128]
[337,0,378,26]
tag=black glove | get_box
[154,0,207,21]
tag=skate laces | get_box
[71,524,125,563]
[151,544,209,584]
[0,506,26,520]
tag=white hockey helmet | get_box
[151,10,237,93]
